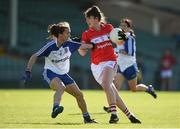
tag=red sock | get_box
[124,108,132,118]
[110,104,117,115]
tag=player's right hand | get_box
[22,71,31,83]
[118,30,128,41]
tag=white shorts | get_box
[91,61,117,85]
[161,69,172,78]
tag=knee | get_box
[55,85,65,92]
[101,82,110,90]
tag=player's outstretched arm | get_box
[26,54,38,72]
[78,43,93,56]
[22,54,38,83]
[80,43,93,49]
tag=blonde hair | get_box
[57,21,70,31]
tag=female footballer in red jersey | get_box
[78,6,141,124]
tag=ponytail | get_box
[47,21,70,39]
[130,29,135,37]
[84,5,106,23]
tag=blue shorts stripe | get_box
[117,64,138,80]
[42,69,75,86]
[43,69,50,84]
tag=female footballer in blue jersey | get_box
[104,18,157,113]
[22,21,97,123]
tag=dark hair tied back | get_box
[85,5,101,21]
[48,24,62,38]
[47,22,70,39]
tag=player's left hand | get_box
[22,71,31,84]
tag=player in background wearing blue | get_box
[104,18,157,113]
[22,22,97,123]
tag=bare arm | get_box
[26,54,38,72]
[120,50,128,55]
[78,43,93,56]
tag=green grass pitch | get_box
[0,89,179,128]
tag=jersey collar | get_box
[89,23,105,32]
[54,38,66,48]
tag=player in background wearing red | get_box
[160,48,176,90]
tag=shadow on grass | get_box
[5,122,82,125]
[5,121,134,125]
[68,112,107,116]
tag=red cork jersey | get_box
[82,23,117,64]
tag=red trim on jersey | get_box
[82,23,117,64]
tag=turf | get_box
[0,89,179,128]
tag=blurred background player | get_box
[104,18,157,113]
[78,6,141,124]
[160,48,176,91]
[22,22,97,124]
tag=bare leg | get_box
[65,83,87,113]
[161,78,166,91]
[50,77,66,118]
[112,84,128,111]
[101,66,119,123]
[50,77,66,106]
[113,73,125,90]
[101,66,116,107]
[103,73,125,113]
[128,77,145,92]
[65,83,97,123]
[128,77,157,98]
[112,83,141,123]
[114,73,148,92]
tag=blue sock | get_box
[53,103,59,111]
[83,112,90,119]
[146,87,151,93]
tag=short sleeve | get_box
[35,42,55,57]
[124,36,135,56]
[106,23,114,33]
[107,24,114,31]
[81,31,90,43]
[67,41,81,53]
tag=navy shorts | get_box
[43,69,75,86]
[117,64,138,80]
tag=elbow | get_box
[81,53,86,57]
[78,49,87,56]
[30,53,38,61]
[79,52,86,57]
[32,53,38,58]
